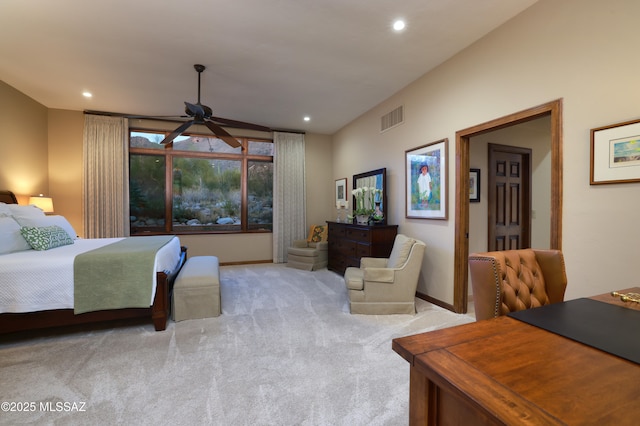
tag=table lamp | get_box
[29,194,54,214]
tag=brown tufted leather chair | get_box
[468,249,567,321]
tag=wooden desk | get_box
[392,289,640,425]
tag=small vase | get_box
[356,214,369,225]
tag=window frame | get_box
[129,128,273,235]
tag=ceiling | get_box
[0,0,537,135]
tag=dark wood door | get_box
[487,144,531,251]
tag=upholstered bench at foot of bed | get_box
[172,256,221,321]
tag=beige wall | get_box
[0,81,48,203]
[332,0,640,303]
[48,109,84,235]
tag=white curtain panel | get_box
[273,131,306,263]
[83,114,129,238]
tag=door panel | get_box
[488,144,531,251]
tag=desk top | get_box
[392,289,640,425]
[590,286,640,310]
[509,297,640,364]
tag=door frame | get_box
[453,99,563,313]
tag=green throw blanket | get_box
[74,236,175,314]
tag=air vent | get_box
[380,105,404,133]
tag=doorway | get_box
[453,99,563,313]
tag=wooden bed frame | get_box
[0,190,187,334]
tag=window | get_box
[129,130,273,235]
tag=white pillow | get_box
[8,204,46,218]
[0,202,11,217]
[13,215,78,240]
[0,216,32,254]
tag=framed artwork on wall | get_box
[469,168,480,202]
[591,118,640,184]
[335,178,347,206]
[405,139,448,220]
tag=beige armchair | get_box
[344,234,426,314]
[468,248,567,321]
[287,225,328,271]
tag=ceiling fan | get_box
[160,64,270,147]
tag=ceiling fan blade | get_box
[210,115,271,132]
[204,120,242,148]
[160,120,195,144]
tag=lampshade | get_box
[29,195,54,213]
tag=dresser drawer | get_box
[329,239,356,256]
[356,243,372,257]
[346,227,372,243]
[328,223,346,238]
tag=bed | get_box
[0,190,187,334]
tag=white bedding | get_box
[0,236,181,313]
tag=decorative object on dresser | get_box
[352,168,387,225]
[327,221,397,275]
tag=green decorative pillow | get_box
[20,225,74,251]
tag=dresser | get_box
[327,221,398,275]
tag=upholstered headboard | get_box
[0,190,18,204]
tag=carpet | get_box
[0,264,474,425]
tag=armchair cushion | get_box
[345,268,365,290]
[288,240,328,257]
[361,257,387,268]
[363,267,395,283]
[386,234,415,268]
[292,239,310,248]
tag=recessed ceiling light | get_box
[82,91,92,98]
[393,19,406,32]
[303,116,310,122]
